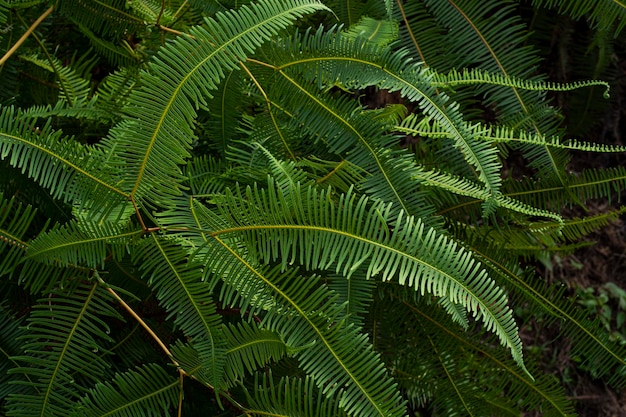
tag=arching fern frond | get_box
[105,0,329,210]
[24,219,141,269]
[0,106,129,214]
[257,27,503,213]
[197,180,528,374]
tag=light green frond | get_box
[133,235,227,388]
[414,168,563,224]
[432,67,610,99]
[398,114,626,154]
[298,157,367,193]
[243,374,349,417]
[105,0,329,209]
[70,364,180,417]
[343,17,398,47]
[6,283,121,417]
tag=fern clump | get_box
[1,0,625,416]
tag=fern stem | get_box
[14,9,73,106]
[0,6,54,67]
[240,61,295,159]
[95,272,173,359]
[156,0,166,26]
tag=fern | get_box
[1,1,626,416]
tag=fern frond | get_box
[6,283,121,417]
[222,321,288,387]
[0,303,29,401]
[242,374,348,417]
[105,0,329,210]
[133,235,227,388]
[432,67,610,99]
[195,179,528,375]
[24,219,141,269]
[343,17,398,47]
[0,193,36,277]
[76,22,143,67]
[532,0,626,33]
[70,364,180,417]
[0,106,129,212]
[379,293,576,416]
[258,27,503,213]
[57,0,147,38]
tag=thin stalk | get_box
[0,6,54,67]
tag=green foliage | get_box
[1,0,626,415]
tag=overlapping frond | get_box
[56,0,147,38]
[25,219,141,268]
[257,27,503,214]
[0,193,36,277]
[376,293,577,416]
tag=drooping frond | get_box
[432,67,610,99]
[5,283,121,417]
[256,27,503,213]
[70,364,180,417]
[398,114,626,153]
[104,0,329,210]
